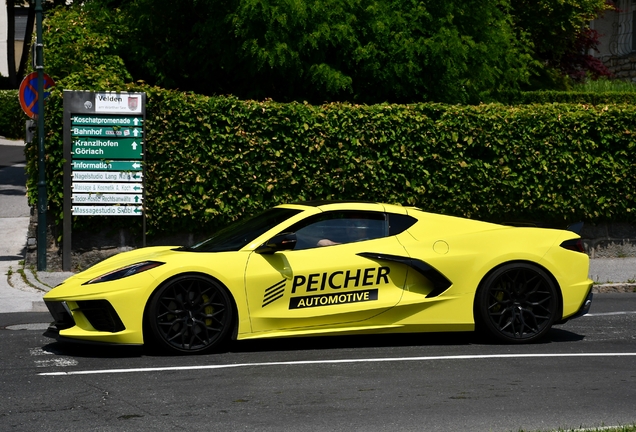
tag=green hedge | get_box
[508,90,636,105]
[24,86,636,239]
[0,90,25,139]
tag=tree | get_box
[40,0,612,100]
[116,0,531,103]
[509,0,614,86]
[43,2,132,89]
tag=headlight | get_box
[83,261,165,285]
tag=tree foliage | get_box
[510,0,614,86]
[40,0,612,102]
[42,0,530,103]
[43,2,132,89]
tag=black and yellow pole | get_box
[35,0,47,271]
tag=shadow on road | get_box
[39,326,586,359]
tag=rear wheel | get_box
[476,263,559,343]
[147,274,233,354]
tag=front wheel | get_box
[475,263,559,343]
[147,274,233,354]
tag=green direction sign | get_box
[72,193,143,204]
[72,206,143,216]
[72,182,143,193]
[71,115,144,127]
[72,160,143,171]
[72,126,143,139]
[72,171,143,182]
[72,137,142,159]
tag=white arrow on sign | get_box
[131,141,138,150]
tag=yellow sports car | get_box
[43,201,593,353]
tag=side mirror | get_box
[255,232,297,254]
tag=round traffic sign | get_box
[19,72,55,119]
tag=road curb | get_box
[592,283,636,293]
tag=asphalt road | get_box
[1,293,634,432]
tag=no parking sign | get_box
[18,71,55,119]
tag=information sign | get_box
[71,160,143,171]
[63,90,147,270]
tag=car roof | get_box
[283,200,416,214]
[289,200,377,207]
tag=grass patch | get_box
[526,425,636,432]
[573,78,636,93]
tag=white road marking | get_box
[38,352,636,376]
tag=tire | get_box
[475,263,559,343]
[147,274,233,354]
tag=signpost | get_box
[63,90,146,271]
[34,0,48,271]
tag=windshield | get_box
[182,208,302,252]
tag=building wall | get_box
[603,55,636,81]
[592,0,636,81]
[592,9,617,58]
[0,4,8,77]
[1,7,31,80]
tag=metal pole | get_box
[35,0,47,271]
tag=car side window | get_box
[388,213,417,236]
[285,211,388,250]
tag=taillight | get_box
[560,239,585,253]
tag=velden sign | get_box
[61,90,147,270]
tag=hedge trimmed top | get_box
[13,85,633,239]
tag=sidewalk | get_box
[0,136,74,312]
[0,136,42,312]
[589,258,636,284]
[4,267,73,312]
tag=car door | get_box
[243,211,410,333]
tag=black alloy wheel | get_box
[476,263,559,343]
[148,275,233,354]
